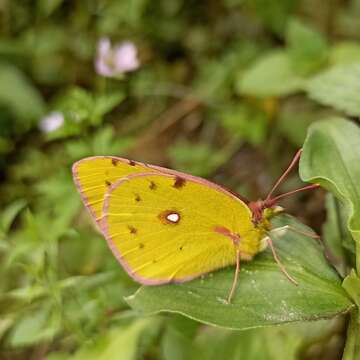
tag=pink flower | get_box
[39,112,64,133]
[95,38,140,77]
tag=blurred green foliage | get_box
[1,0,360,359]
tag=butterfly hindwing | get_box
[102,172,255,284]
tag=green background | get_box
[1,1,360,359]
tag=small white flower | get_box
[39,112,64,133]
[95,38,140,77]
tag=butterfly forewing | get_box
[72,156,155,226]
[102,172,254,284]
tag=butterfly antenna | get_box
[267,183,320,205]
[227,249,241,304]
[265,149,303,202]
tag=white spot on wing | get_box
[166,212,180,223]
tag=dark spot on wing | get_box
[128,226,137,234]
[135,194,141,202]
[179,246,183,250]
[173,176,186,189]
[105,180,111,187]
[111,158,119,166]
[129,160,136,166]
[152,259,157,264]
[149,181,157,190]
[139,243,145,249]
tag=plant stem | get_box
[342,310,360,360]
[356,241,360,276]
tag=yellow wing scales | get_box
[102,173,259,284]
[72,156,154,225]
[73,156,266,285]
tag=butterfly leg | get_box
[266,236,298,285]
[227,248,241,304]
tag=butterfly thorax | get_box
[236,201,284,260]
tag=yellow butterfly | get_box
[72,150,319,303]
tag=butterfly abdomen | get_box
[238,228,267,260]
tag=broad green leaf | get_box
[299,118,360,261]
[37,0,65,16]
[248,0,298,35]
[0,62,45,126]
[330,42,360,65]
[218,104,268,146]
[286,18,328,75]
[300,118,360,360]
[72,318,158,360]
[323,194,354,275]
[92,93,125,125]
[127,215,352,329]
[196,318,338,360]
[306,64,360,117]
[8,304,60,347]
[161,316,201,360]
[277,105,318,147]
[238,51,305,97]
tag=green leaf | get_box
[127,215,352,330]
[323,194,355,275]
[196,317,338,360]
[247,0,298,35]
[330,42,360,65]
[47,88,124,139]
[342,310,360,360]
[218,104,268,146]
[286,18,328,75]
[299,118,360,269]
[301,119,360,359]
[277,105,318,147]
[72,318,158,360]
[8,304,60,347]
[160,316,201,360]
[342,272,360,360]
[0,62,45,127]
[92,93,125,125]
[65,126,133,160]
[306,63,360,117]
[238,51,305,97]
[37,0,65,16]
[0,199,27,234]
[343,271,360,310]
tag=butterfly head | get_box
[248,200,284,225]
